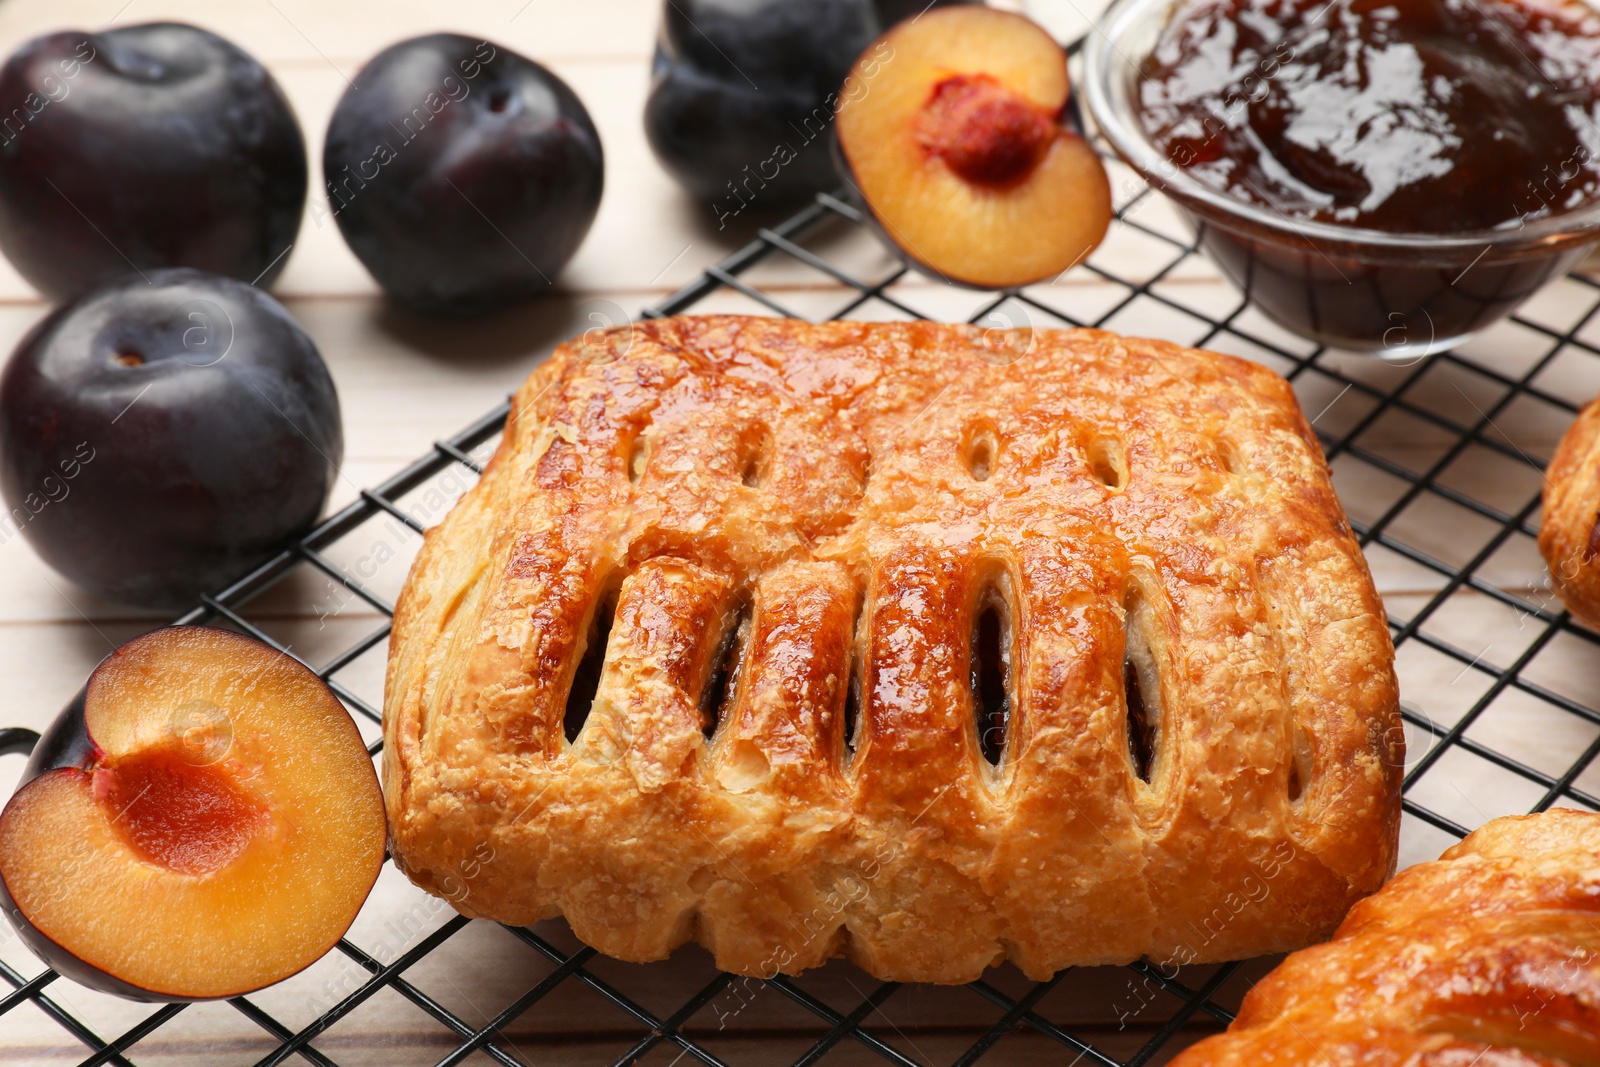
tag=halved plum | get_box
[0,627,384,1001]
[835,7,1112,288]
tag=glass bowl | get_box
[1081,0,1600,358]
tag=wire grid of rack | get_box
[4,126,1600,1067]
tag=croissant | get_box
[1170,809,1600,1066]
[383,315,1402,982]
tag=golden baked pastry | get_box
[1170,809,1600,1067]
[383,315,1401,983]
[1542,397,1600,626]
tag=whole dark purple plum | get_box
[0,23,307,302]
[0,270,341,608]
[644,0,878,213]
[323,34,603,315]
[642,0,982,218]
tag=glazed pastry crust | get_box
[383,315,1402,983]
[1170,809,1600,1067]
[1541,397,1600,627]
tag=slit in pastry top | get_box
[702,597,752,741]
[971,577,1015,772]
[1123,582,1162,787]
[564,592,616,744]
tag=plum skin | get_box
[0,269,341,608]
[0,23,307,303]
[323,34,603,315]
[644,0,879,209]
[643,0,981,214]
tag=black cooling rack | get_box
[3,143,1600,1067]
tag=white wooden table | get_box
[0,0,1595,1062]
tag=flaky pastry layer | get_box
[1170,809,1600,1066]
[384,315,1401,983]
[1542,398,1600,627]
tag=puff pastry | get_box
[1542,397,1600,627]
[1170,809,1600,1066]
[383,315,1402,983]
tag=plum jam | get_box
[1138,0,1600,233]
[1099,0,1600,353]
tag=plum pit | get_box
[916,74,1055,186]
[93,747,266,875]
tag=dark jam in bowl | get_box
[1131,0,1600,353]
[1140,0,1600,231]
